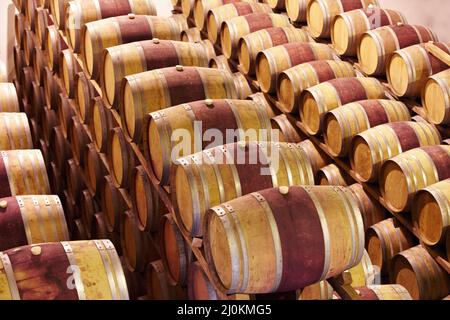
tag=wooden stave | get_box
[187,261,220,300]
[56,94,75,139]
[84,143,107,196]
[65,158,85,204]
[68,116,91,167]
[0,113,33,151]
[107,127,136,189]
[101,175,125,233]
[318,163,351,186]
[75,72,99,124]
[89,97,113,153]
[422,69,450,125]
[50,125,73,174]
[59,49,80,98]
[45,25,68,72]
[271,114,302,144]
[0,83,20,113]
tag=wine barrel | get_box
[187,261,222,300]
[209,55,233,74]
[84,143,106,195]
[120,211,159,272]
[108,127,136,189]
[0,83,20,112]
[24,30,36,67]
[14,47,25,87]
[324,100,411,157]
[145,99,273,185]
[101,40,210,110]
[20,68,35,105]
[83,15,184,80]
[25,0,42,30]
[232,72,253,99]
[256,43,338,93]
[90,97,115,153]
[300,77,385,135]
[75,72,98,124]
[0,113,33,150]
[146,260,187,300]
[298,139,330,181]
[422,69,450,125]
[30,82,44,126]
[171,141,316,237]
[366,218,414,276]
[59,49,79,98]
[56,95,75,139]
[298,281,334,300]
[331,8,406,56]
[66,159,84,203]
[130,165,164,231]
[0,240,129,300]
[49,0,69,29]
[277,60,356,113]
[207,2,272,44]
[238,26,310,76]
[358,24,438,76]
[101,175,125,233]
[65,0,157,53]
[32,48,46,87]
[49,161,64,194]
[318,164,351,186]
[45,25,68,72]
[355,285,412,300]
[347,183,386,231]
[392,245,450,300]
[307,0,378,39]
[180,27,201,42]
[271,114,302,143]
[220,13,291,59]
[285,0,309,23]
[120,66,238,144]
[351,121,441,183]
[50,126,72,174]
[161,214,193,287]
[69,117,91,167]
[248,92,279,118]
[387,43,450,97]
[91,213,122,255]
[380,146,450,213]
[413,179,450,246]
[15,14,25,50]
[35,7,53,49]
[181,0,194,19]
[204,185,364,293]
[43,67,60,107]
[0,195,69,251]
[0,150,50,197]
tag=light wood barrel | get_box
[187,261,221,300]
[0,240,129,300]
[161,214,192,287]
[220,13,291,59]
[49,0,69,29]
[90,97,115,153]
[171,141,316,237]
[380,145,450,213]
[351,121,441,183]
[387,43,450,97]
[331,8,406,56]
[298,281,334,300]
[101,175,125,233]
[204,185,364,294]
[271,114,302,143]
[248,92,279,118]
[65,0,157,53]
[120,66,238,144]
[307,0,379,39]
[286,0,309,23]
[277,60,356,112]
[257,43,338,93]
[15,14,25,50]
[0,113,33,150]
[300,77,385,135]
[347,183,386,231]
[324,99,411,157]
[66,159,84,202]
[130,165,164,232]
[318,163,351,186]
[0,83,20,112]
[355,285,412,300]
[108,127,136,189]
[346,250,379,287]
[59,49,80,98]
[102,40,210,110]
[392,245,450,300]
[413,179,450,246]
[366,218,414,276]
[80,189,98,238]
[0,195,68,251]
[75,72,99,124]
[207,2,272,44]
[232,72,253,99]
[422,69,450,125]
[193,0,256,30]
[146,260,187,300]
[35,7,53,49]
[120,211,159,272]
[0,150,50,198]
[210,55,233,74]
[69,117,91,167]
[83,15,183,80]
[238,26,310,76]
[145,99,273,185]
[180,27,201,42]
[358,24,438,76]
[45,25,68,71]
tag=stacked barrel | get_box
[9,0,449,301]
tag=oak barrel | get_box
[285,0,309,23]
[351,121,441,183]
[0,113,33,150]
[391,245,450,300]
[120,66,238,144]
[83,15,184,80]
[0,195,69,251]
[355,285,412,300]
[50,126,72,173]
[331,8,406,56]
[204,185,364,294]
[89,97,114,153]
[300,77,385,135]
[101,175,125,233]
[180,27,201,43]
[65,0,157,53]
[298,139,330,182]
[256,43,338,93]
[59,49,79,98]
[146,260,187,300]
[101,40,210,110]
[69,117,91,167]
[0,149,50,197]
[84,143,106,195]
[35,7,53,49]
[380,145,450,213]
[108,127,136,189]
[49,0,69,29]
[238,26,310,76]
[358,24,438,76]
[422,69,450,125]
[277,60,356,113]
[298,281,334,300]
[271,114,302,143]
[66,159,84,202]
[324,99,411,157]
[171,141,316,237]
[307,0,379,39]
[220,13,291,59]
[56,94,75,139]
[45,25,68,72]
[0,83,20,112]
[248,92,279,118]
[0,240,129,300]
[145,99,273,185]
[75,72,98,124]
[413,179,450,246]
[187,261,220,300]
[318,163,351,186]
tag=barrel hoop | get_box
[61,241,86,300]
[191,154,210,235]
[55,196,70,240]
[153,111,173,184]
[16,197,32,244]
[233,2,253,16]
[34,196,51,242]
[93,240,119,300]
[0,253,20,300]
[0,152,13,197]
